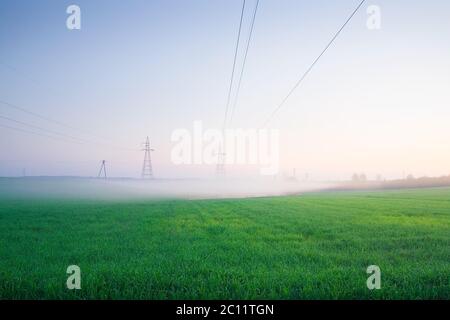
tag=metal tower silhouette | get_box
[215,146,226,176]
[98,160,107,179]
[141,137,154,179]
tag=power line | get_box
[0,62,116,143]
[0,99,116,144]
[0,113,138,151]
[216,0,247,176]
[0,99,89,135]
[229,0,260,125]
[0,99,138,151]
[0,61,106,140]
[0,123,84,145]
[0,114,89,144]
[261,0,366,128]
[222,0,246,130]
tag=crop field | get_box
[0,186,449,299]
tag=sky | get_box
[0,0,450,180]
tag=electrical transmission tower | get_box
[98,160,107,179]
[141,137,154,179]
[215,147,226,176]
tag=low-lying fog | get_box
[0,177,334,200]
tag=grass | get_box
[0,187,449,299]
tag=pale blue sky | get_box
[1,0,450,179]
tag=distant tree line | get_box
[345,174,450,190]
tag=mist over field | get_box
[1,185,449,299]
[0,177,333,200]
[1,0,450,302]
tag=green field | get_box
[0,186,449,299]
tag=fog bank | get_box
[0,177,334,200]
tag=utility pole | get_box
[141,136,154,179]
[98,160,107,179]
